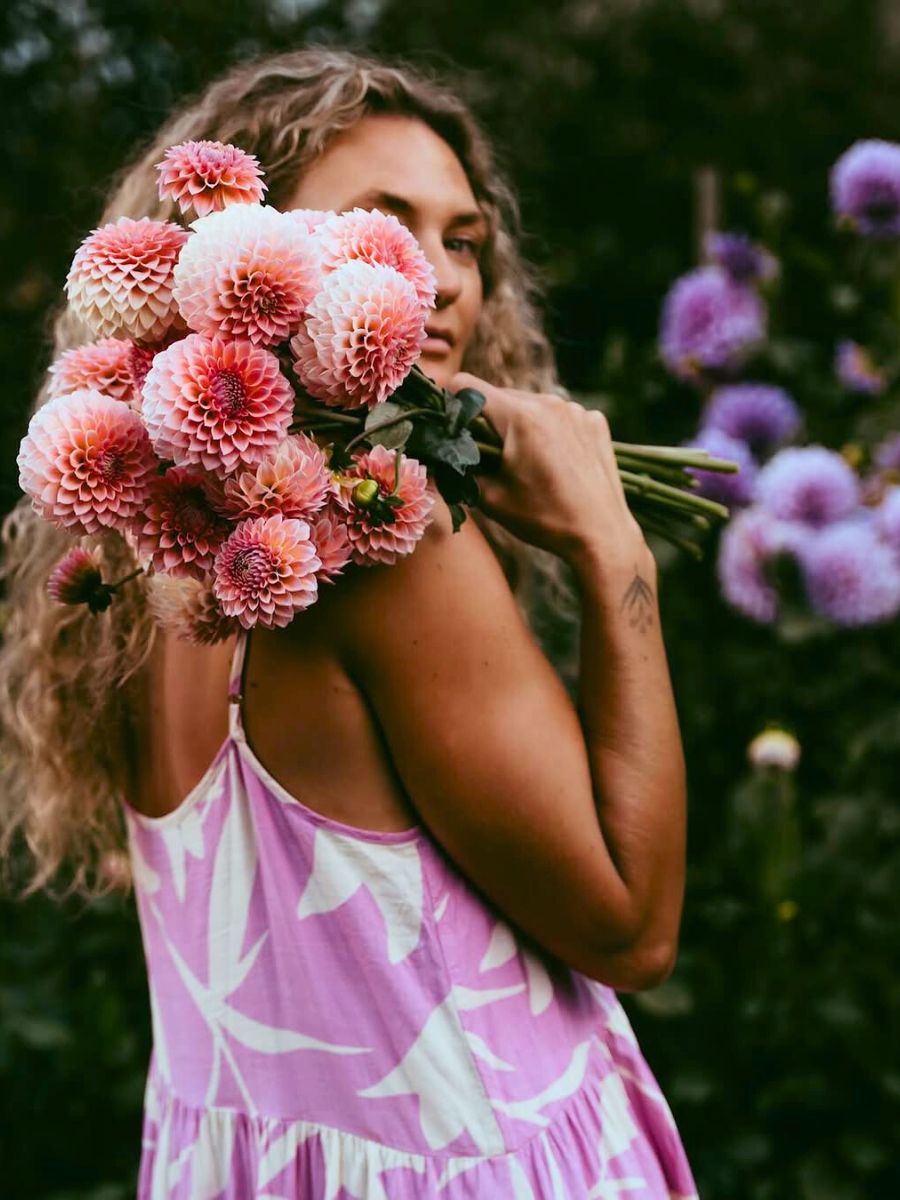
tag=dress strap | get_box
[227,626,250,736]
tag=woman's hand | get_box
[451,371,650,568]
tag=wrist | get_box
[565,533,657,588]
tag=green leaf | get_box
[458,384,487,432]
[367,418,413,451]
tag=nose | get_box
[419,233,463,310]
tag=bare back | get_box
[130,586,421,834]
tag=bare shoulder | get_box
[314,492,637,982]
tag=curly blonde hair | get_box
[0,46,577,904]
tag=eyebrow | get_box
[347,189,488,232]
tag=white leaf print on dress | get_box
[357,982,525,1154]
[490,1038,593,1128]
[479,920,554,1015]
[159,759,227,903]
[296,828,424,965]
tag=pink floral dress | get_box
[123,624,699,1198]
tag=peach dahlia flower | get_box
[213,512,321,629]
[65,217,188,341]
[141,334,294,476]
[173,204,321,347]
[333,443,435,566]
[291,260,427,411]
[156,140,267,217]
[17,389,157,535]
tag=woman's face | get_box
[286,113,486,389]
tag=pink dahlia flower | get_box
[141,334,294,476]
[126,332,184,411]
[134,465,233,580]
[286,208,333,235]
[48,338,136,406]
[317,208,437,308]
[65,217,188,341]
[147,572,238,645]
[17,389,157,535]
[172,204,321,346]
[307,502,353,582]
[213,513,321,629]
[46,545,108,610]
[156,140,267,217]
[219,432,333,520]
[290,260,427,410]
[333,443,435,565]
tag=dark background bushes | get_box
[2,1,899,1195]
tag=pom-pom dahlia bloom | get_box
[134,466,233,579]
[17,389,157,535]
[286,208,332,235]
[219,432,333,520]
[147,572,238,645]
[173,204,321,347]
[702,383,802,456]
[682,427,758,506]
[830,139,900,237]
[333,444,435,565]
[704,231,779,286]
[317,208,438,308]
[835,340,886,395]
[799,519,900,625]
[756,445,861,527]
[65,217,188,341]
[717,506,809,624]
[141,334,294,475]
[291,260,427,410]
[306,502,353,582]
[156,140,267,217]
[659,266,767,383]
[46,545,108,610]
[213,513,321,629]
[48,338,137,406]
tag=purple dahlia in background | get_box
[658,265,767,383]
[799,518,900,625]
[704,231,779,286]
[681,427,758,506]
[830,139,900,237]
[873,486,900,555]
[756,445,860,527]
[873,431,900,470]
[702,383,801,456]
[835,340,886,395]
[717,507,809,623]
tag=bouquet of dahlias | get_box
[18,139,739,641]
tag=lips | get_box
[424,327,455,347]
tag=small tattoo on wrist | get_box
[620,566,655,633]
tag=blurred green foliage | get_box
[2,0,900,1195]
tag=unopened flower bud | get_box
[352,479,379,508]
[747,726,801,772]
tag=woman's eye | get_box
[446,237,481,257]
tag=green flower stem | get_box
[613,440,739,472]
[620,468,731,521]
[614,454,698,489]
[292,406,361,425]
[109,566,145,591]
[634,511,705,560]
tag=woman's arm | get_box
[322,492,684,992]
[567,540,686,984]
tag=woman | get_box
[0,48,698,1198]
